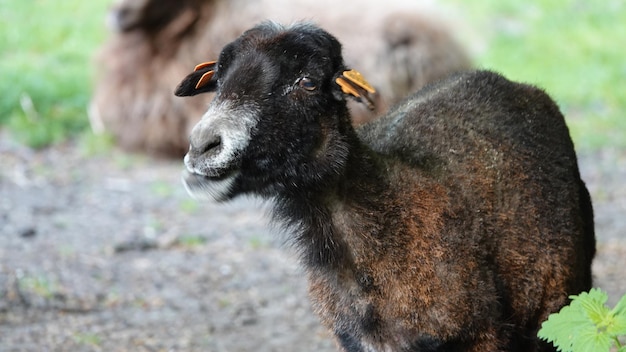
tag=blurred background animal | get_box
[90,0,471,157]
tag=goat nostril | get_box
[194,136,222,157]
[189,126,223,157]
[204,137,222,154]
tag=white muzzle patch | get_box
[182,99,260,201]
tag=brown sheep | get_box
[175,22,595,351]
[90,0,471,157]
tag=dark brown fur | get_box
[176,23,594,351]
[90,0,471,157]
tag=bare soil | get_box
[1,133,625,352]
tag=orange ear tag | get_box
[194,60,217,72]
[336,77,361,97]
[195,70,215,89]
[342,69,375,94]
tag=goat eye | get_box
[298,77,317,91]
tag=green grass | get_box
[18,274,58,299]
[0,0,109,147]
[441,0,626,150]
[72,332,102,347]
[176,234,207,248]
[1,0,624,151]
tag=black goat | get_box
[175,22,595,352]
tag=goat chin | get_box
[181,170,235,202]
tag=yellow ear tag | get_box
[342,69,375,94]
[195,70,215,89]
[336,77,361,97]
[194,60,217,72]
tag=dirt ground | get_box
[1,132,625,352]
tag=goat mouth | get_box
[182,169,238,202]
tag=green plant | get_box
[248,235,268,250]
[0,0,109,148]
[18,274,58,299]
[77,130,115,157]
[538,288,626,351]
[72,332,102,347]
[176,234,207,248]
[150,181,175,197]
[179,198,200,214]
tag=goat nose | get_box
[189,126,222,157]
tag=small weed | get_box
[248,235,267,250]
[58,245,76,258]
[151,181,175,197]
[142,217,164,239]
[179,198,200,214]
[72,332,102,347]
[78,130,115,157]
[177,234,207,248]
[18,274,58,299]
[103,290,122,308]
[112,153,143,170]
[538,288,626,352]
[218,298,232,308]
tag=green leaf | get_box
[606,314,626,338]
[538,289,626,352]
[577,288,610,325]
[575,328,613,352]
[538,301,595,351]
[607,310,626,337]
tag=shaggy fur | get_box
[90,0,471,157]
[176,23,595,351]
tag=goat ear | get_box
[334,69,376,110]
[174,61,218,97]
